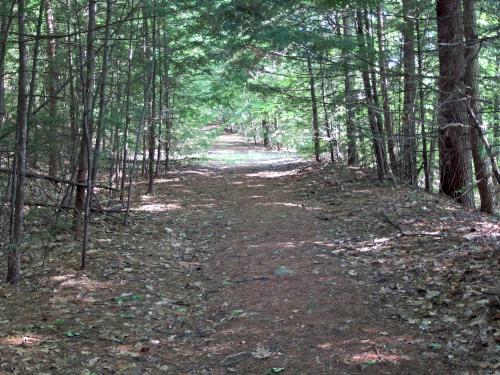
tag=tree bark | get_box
[320,62,335,162]
[125,6,155,225]
[307,55,321,162]
[416,17,430,191]
[494,54,499,140]
[91,0,112,186]
[365,10,388,174]
[400,0,417,184]
[120,25,135,202]
[147,8,157,194]
[163,35,172,171]
[7,0,29,284]
[0,0,15,129]
[262,118,271,148]
[436,0,474,207]
[356,9,386,181]
[376,5,397,175]
[79,0,97,269]
[463,0,496,213]
[44,0,60,178]
[342,15,358,165]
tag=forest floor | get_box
[0,134,499,375]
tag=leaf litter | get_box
[0,136,498,374]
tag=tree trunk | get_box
[164,87,172,170]
[24,0,44,170]
[125,6,155,225]
[262,118,271,148]
[155,63,162,177]
[43,0,60,178]
[494,54,499,140]
[400,0,417,184]
[91,0,112,185]
[365,10,388,174]
[320,62,334,162]
[273,117,281,151]
[120,27,135,202]
[376,5,397,175]
[436,0,474,207]
[147,9,157,194]
[342,15,358,165]
[0,0,15,129]
[307,55,321,162]
[7,0,29,284]
[356,9,386,181]
[463,0,496,213]
[416,17,430,191]
[75,0,96,269]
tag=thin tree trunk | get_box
[164,85,172,171]
[342,15,358,165]
[65,0,79,210]
[7,0,29,284]
[120,27,135,202]
[376,5,397,175]
[125,55,154,225]
[73,6,87,235]
[416,17,430,191]
[165,82,176,171]
[43,0,60,178]
[155,61,163,177]
[365,10,388,174]
[494,54,499,140]
[262,118,271,147]
[79,0,97,269]
[0,0,15,129]
[273,116,281,151]
[307,55,321,162]
[91,0,112,186]
[356,9,386,181]
[25,0,44,169]
[463,0,496,213]
[147,9,157,194]
[27,1,43,120]
[320,62,334,162]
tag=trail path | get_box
[1,135,498,374]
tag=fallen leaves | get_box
[299,164,500,371]
[252,345,272,359]
[264,367,284,374]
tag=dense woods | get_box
[0,1,499,373]
[0,0,498,280]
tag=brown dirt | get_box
[0,135,498,374]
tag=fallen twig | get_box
[381,210,404,234]
[232,276,270,284]
[0,167,119,191]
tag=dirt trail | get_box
[160,136,464,374]
[1,135,498,374]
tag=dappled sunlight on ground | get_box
[1,135,495,374]
[0,335,45,347]
[179,169,215,177]
[57,274,113,291]
[133,202,182,212]
[255,201,302,208]
[349,351,409,364]
[246,169,301,178]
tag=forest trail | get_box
[1,135,499,374]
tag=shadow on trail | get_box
[137,135,465,374]
[0,135,488,374]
